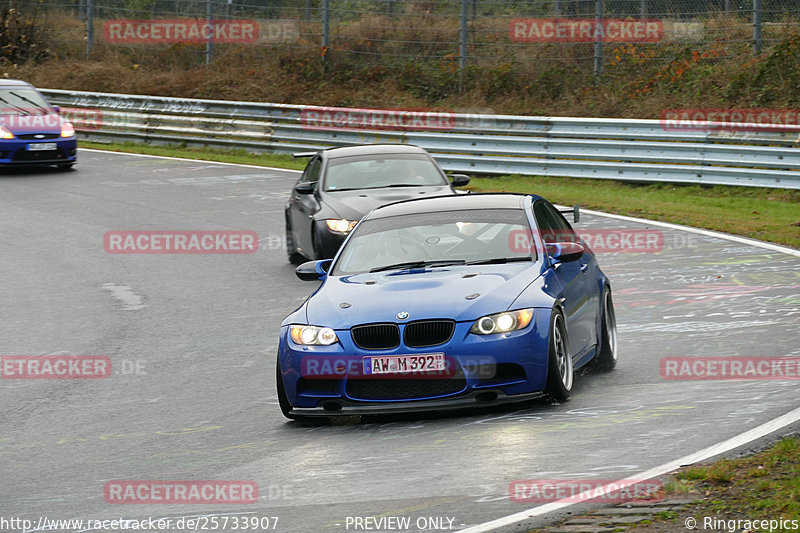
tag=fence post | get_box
[753,0,762,55]
[640,0,646,19]
[554,0,560,17]
[459,0,468,92]
[305,0,312,22]
[593,0,603,77]
[85,0,94,60]
[205,0,214,65]
[322,0,330,59]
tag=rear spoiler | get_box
[559,205,580,223]
[292,151,317,160]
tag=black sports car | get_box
[285,144,470,262]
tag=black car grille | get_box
[13,149,63,161]
[16,133,60,140]
[345,366,467,401]
[403,320,455,348]
[351,323,400,350]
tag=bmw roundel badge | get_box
[396,311,410,320]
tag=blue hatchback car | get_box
[276,193,617,419]
[0,80,77,169]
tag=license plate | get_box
[363,353,446,375]
[27,142,57,151]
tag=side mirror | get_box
[449,174,470,187]
[546,242,585,263]
[294,182,316,195]
[559,204,580,223]
[51,105,61,114]
[295,259,331,281]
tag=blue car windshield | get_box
[332,208,535,275]
[324,154,447,191]
[0,88,51,116]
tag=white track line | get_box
[577,207,800,258]
[79,147,302,173]
[456,405,800,533]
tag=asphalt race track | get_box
[1,149,799,533]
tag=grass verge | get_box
[80,141,800,249]
[466,175,800,249]
[626,436,800,532]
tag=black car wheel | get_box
[285,217,305,265]
[545,309,573,402]
[592,287,617,371]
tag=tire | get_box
[311,225,323,260]
[285,218,305,265]
[592,287,618,371]
[276,355,299,420]
[57,163,75,171]
[545,309,573,402]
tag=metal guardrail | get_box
[41,88,800,189]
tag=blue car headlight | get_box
[290,324,338,345]
[470,308,534,335]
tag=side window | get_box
[302,157,322,184]
[533,201,577,244]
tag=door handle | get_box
[580,263,589,273]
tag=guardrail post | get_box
[554,0,560,16]
[305,0,312,22]
[753,0,762,55]
[322,0,330,59]
[459,0,468,92]
[85,0,94,60]
[640,0,646,19]
[593,0,603,77]
[205,0,214,65]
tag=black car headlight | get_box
[290,325,338,345]
[470,309,534,335]
[325,219,358,234]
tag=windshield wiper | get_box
[369,259,465,273]
[9,91,48,114]
[464,256,533,265]
[0,96,31,115]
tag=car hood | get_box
[1,113,63,135]
[303,264,544,329]
[321,186,455,221]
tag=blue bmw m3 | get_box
[276,193,617,419]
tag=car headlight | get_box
[0,126,14,140]
[60,121,75,138]
[290,325,338,345]
[325,219,358,233]
[470,308,534,335]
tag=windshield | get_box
[0,88,51,116]
[332,208,535,275]
[323,153,447,191]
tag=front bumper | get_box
[0,137,77,166]
[277,310,553,415]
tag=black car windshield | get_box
[323,153,448,191]
[332,208,536,275]
[0,88,51,116]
